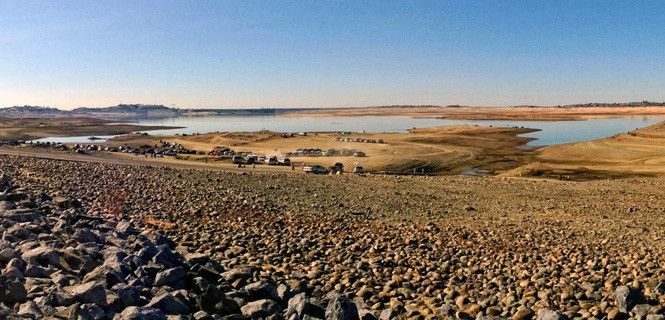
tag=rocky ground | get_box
[0,164,369,320]
[1,155,664,319]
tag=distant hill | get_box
[1,102,664,120]
[554,101,665,108]
[72,104,177,113]
[447,101,665,108]
[363,105,442,109]
[0,106,67,118]
[0,104,304,120]
[71,104,181,119]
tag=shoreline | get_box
[2,124,539,176]
[278,106,665,121]
[4,112,665,180]
[0,117,182,141]
[104,124,538,175]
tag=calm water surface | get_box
[32,115,664,146]
[138,115,664,147]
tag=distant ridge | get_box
[0,105,65,117]
[1,102,664,120]
[0,104,292,120]
[71,104,180,119]
[445,101,665,108]
[72,104,178,113]
[517,101,665,108]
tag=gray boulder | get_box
[21,245,60,267]
[222,267,253,282]
[326,295,359,320]
[193,310,213,320]
[3,209,38,222]
[25,264,57,278]
[76,229,102,244]
[146,293,189,315]
[536,309,569,320]
[16,300,43,318]
[0,247,19,263]
[113,306,167,320]
[6,257,27,273]
[68,281,108,306]
[244,281,279,301]
[0,174,12,191]
[114,284,141,307]
[240,299,280,318]
[286,292,307,318]
[615,286,645,313]
[0,276,28,304]
[631,304,651,319]
[152,247,180,268]
[77,303,106,320]
[44,288,75,307]
[154,267,186,287]
[115,221,135,237]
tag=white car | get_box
[265,156,279,165]
[303,165,328,174]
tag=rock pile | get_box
[0,174,378,319]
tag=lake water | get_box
[30,135,116,144]
[31,115,664,146]
[137,115,665,147]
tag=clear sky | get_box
[1,1,664,109]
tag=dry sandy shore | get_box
[502,120,665,179]
[5,111,665,180]
[0,117,180,140]
[1,154,664,319]
[109,125,536,175]
[281,106,665,121]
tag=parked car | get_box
[279,158,291,166]
[265,156,279,165]
[330,162,344,173]
[353,166,365,174]
[232,155,244,164]
[245,155,258,164]
[303,165,328,174]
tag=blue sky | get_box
[1,1,664,109]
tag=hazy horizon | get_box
[2,1,665,109]
[6,100,665,111]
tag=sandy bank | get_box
[107,125,537,175]
[501,120,665,179]
[281,106,665,121]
